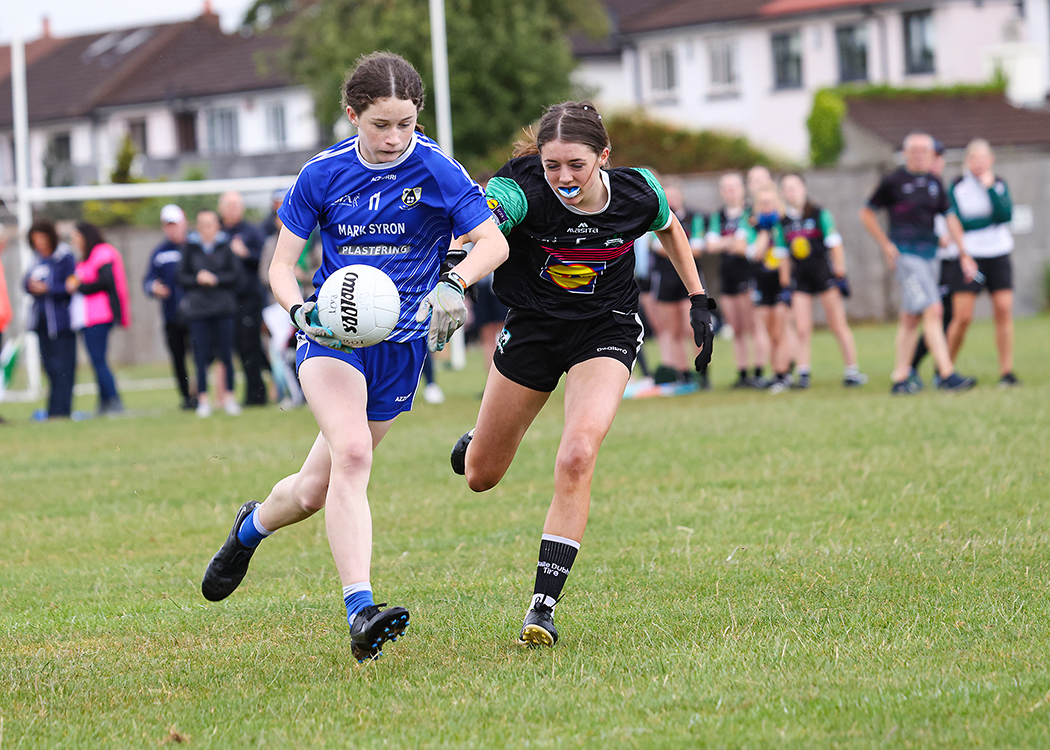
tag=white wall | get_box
[575,0,1048,163]
[572,58,631,111]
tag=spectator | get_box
[775,173,866,388]
[859,132,977,393]
[944,139,1019,387]
[649,184,708,389]
[219,191,269,406]
[0,226,12,423]
[746,184,794,392]
[178,210,241,418]
[908,139,955,388]
[66,222,131,415]
[24,219,77,420]
[706,172,767,388]
[144,204,197,410]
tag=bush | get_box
[807,89,846,167]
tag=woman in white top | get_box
[944,139,1018,386]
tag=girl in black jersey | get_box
[450,101,715,647]
[705,172,768,388]
[776,174,866,388]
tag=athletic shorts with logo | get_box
[295,333,427,421]
[792,254,836,295]
[720,254,752,296]
[493,308,643,392]
[959,254,1013,294]
[895,251,941,315]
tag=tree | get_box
[241,0,296,30]
[283,0,606,165]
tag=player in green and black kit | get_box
[449,102,716,647]
[706,172,768,388]
[774,173,865,388]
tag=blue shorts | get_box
[295,333,428,421]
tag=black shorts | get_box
[651,255,688,302]
[938,257,963,297]
[493,308,643,392]
[720,254,752,296]
[792,254,835,295]
[958,254,1013,294]
[751,266,783,307]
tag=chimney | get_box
[42,15,52,38]
[199,0,220,27]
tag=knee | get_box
[292,472,328,514]
[555,440,599,485]
[328,440,373,482]
[465,462,501,493]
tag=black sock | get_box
[532,534,579,609]
[754,366,765,379]
[738,368,748,381]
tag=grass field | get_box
[2,316,1049,748]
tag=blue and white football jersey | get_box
[279,132,491,342]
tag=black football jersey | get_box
[485,155,671,319]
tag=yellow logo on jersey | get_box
[401,187,422,206]
[791,236,811,260]
[763,248,781,270]
[542,261,606,293]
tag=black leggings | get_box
[188,315,236,396]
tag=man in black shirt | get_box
[219,191,270,406]
[859,133,977,394]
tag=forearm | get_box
[859,208,889,248]
[452,219,509,286]
[829,245,847,275]
[945,214,968,257]
[268,226,310,311]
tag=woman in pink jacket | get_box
[66,222,131,415]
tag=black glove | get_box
[835,275,851,298]
[442,248,477,302]
[689,293,717,374]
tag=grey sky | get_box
[3,0,255,43]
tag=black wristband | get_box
[439,271,467,293]
[289,304,302,326]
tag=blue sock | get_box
[343,583,375,626]
[236,507,272,548]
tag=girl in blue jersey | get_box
[450,102,716,648]
[201,52,508,663]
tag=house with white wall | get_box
[573,0,1050,162]
[0,7,322,195]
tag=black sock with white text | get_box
[531,534,580,610]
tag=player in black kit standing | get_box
[450,101,716,647]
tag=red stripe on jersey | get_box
[543,239,634,264]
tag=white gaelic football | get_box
[316,265,400,347]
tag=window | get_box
[903,10,935,74]
[175,111,197,154]
[266,104,287,150]
[771,30,803,89]
[708,39,740,95]
[836,24,868,82]
[650,48,677,95]
[44,132,73,187]
[206,108,239,155]
[128,118,148,155]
